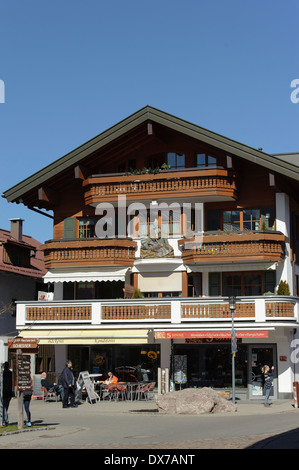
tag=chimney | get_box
[9,218,24,242]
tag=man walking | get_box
[60,360,77,408]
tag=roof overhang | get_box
[3,106,299,205]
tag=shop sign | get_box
[155,330,269,339]
[8,337,38,350]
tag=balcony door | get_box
[248,345,277,400]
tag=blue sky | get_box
[0,0,298,243]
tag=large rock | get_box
[156,387,237,414]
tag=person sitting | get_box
[101,371,118,384]
[41,372,64,400]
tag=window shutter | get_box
[64,217,76,238]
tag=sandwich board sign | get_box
[76,371,100,403]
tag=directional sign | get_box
[16,354,32,391]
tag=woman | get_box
[262,365,275,407]
[23,388,33,426]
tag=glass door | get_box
[248,345,277,400]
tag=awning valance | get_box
[43,267,130,283]
[19,328,149,345]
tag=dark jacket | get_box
[60,366,75,388]
[263,369,274,389]
[3,368,13,399]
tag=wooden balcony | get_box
[41,238,137,268]
[83,168,237,204]
[178,231,286,264]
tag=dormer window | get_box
[167,153,185,169]
[196,153,217,167]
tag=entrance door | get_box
[248,345,277,400]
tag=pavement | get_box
[1,395,299,450]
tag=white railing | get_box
[16,296,299,329]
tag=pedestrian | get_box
[2,362,13,426]
[41,372,64,400]
[60,360,77,408]
[262,365,275,407]
[23,388,33,426]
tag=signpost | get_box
[8,337,38,429]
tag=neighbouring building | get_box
[0,218,46,365]
[3,106,299,399]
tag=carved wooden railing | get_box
[42,238,137,268]
[179,231,286,263]
[83,168,237,203]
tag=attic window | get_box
[167,153,185,169]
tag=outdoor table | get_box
[126,382,139,401]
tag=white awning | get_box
[43,267,130,283]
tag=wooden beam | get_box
[38,186,59,205]
[74,164,91,180]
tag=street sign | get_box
[16,354,32,391]
[231,329,238,352]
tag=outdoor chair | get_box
[42,386,58,402]
[135,382,151,400]
[116,383,127,400]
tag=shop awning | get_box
[155,330,269,339]
[19,328,149,345]
[43,266,129,283]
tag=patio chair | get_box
[42,387,58,402]
[116,383,127,400]
[135,382,151,400]
[147,382,156,400]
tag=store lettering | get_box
[95,338,115,343]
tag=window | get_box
[79,219,95,238]
[223,272,263,296]
[188,273,202,297]
[196,153,217,167]
[209,272,221,296]
[137,209,182,238]
[207,209,221,231]
[223,210,241,232]
[243,209,260,231]
[167,153,185,169]
[77,281,94,299]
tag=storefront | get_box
[67,344,160,382]
[172,342,277,400]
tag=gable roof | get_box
[3,105,299,204]
[0,228,46,279]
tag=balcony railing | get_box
[17,296,298,327]
[178,231,286,264]
[41,238,137,268]
[83,168,237,204]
